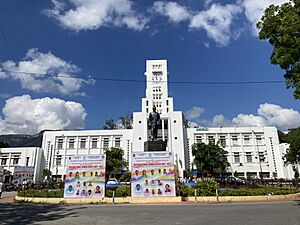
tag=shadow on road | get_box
[0,203,82,225]
[293,200,300,206]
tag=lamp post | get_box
[252,130,263,182]
[56,150,60,182]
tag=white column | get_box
[168,118,172,151]
[76,136,79,155]
[87,136,91,155]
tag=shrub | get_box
[18,189,64,198]
[195,179,219,196]
[177,185,193,197]
[115,185,131,197]
[106,185,131,197]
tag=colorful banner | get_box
[64,155,106,198]
[131,151,176,197]
[12,166,34,184]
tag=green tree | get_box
[192,142,230,178]
[43,168,52,181]
[0,141,9,148]
[105,147,128,179]
[257,0,300,99]
[278,130,288,143]
[119,112,133,129]
[284,127,300,165]
[103,119,118,130]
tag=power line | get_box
[1,69,285,85]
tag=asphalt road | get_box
[0,201,299,225]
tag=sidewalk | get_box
[0,192,17,203]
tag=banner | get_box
[131,151,176,197]
[12,166,34,184]
[64,155,106,198]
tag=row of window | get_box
[0,154,30,166]
[56,137,121,150]
[195,134,264,146]
[233,152,266,164]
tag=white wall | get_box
[185,126,294,179]
[0,147,43,183]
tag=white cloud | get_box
[46,0,148,31]
[208,114,230,127]
[152,1,242,46]
[231,113,266,127]
[0,95,87,134]
[186,103,300,130]
[185,106,205,120]
[257,103,300,130]
[242,0,289,34]
[189,3,242,46]
[152,1,191,23]
[0,48,94,96]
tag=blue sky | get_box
[0,0,299,134]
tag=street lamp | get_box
[252,130,263,181]
[56,150,60,182]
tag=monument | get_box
[144,106,166,151]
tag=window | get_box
[166,100,169,106]
[234,152,240,163]
[80,138,86,149]
[102,138,109,150]
[256,135,263,144]
[232,136,238,146]
[244,135,250,145]
[246,152,252,163]
[68,139,75,149]
[11,154,21,165]
[57,139,64,150]
[56,155,62,166]
[259,152,265,162]
[26,157,30,166]
[219,136,226,147]
[208,136,215,144]
[12,158,19,165]
[1,158,7,165]
[146,100,148,106]
[195,136,202,144]
[115,137,121,148]
[91,138,98,149]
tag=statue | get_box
[149,106,160,141]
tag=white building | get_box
[0,147,43,183]
[186,127,295,179]
[40,59,295,180]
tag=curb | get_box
[14,193,300,204]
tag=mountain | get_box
[0,132,44,147]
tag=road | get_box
[0,201,299,225]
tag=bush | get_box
[106,185,131,197]
[18,189,64,198]
[177,185,193,197]
[219,186,299,196]
[115,185,131,197]
[195,179,219,196]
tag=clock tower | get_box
[132,59,186,177]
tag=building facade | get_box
[0,147,43,183]
[35,59,296,180]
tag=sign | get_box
[131,151,176,197]
[64,155,106,198]
[196,128,209,131]
[193,169,198,177]
[12,166,34,184]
